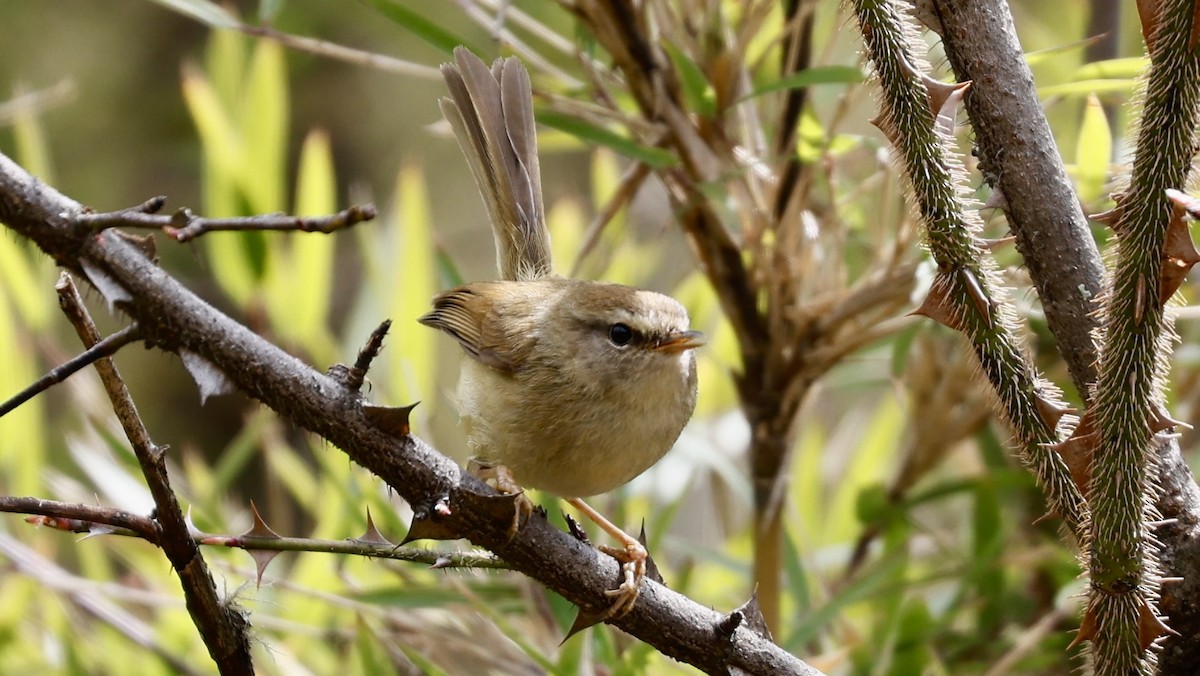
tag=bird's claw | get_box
[599,540,647,618]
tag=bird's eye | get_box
[608,323,634,346]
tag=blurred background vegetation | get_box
[0,0,1183,673]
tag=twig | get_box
[569,160,651,277]
[55,274,254,675]
[0,496,161,540]
[238,24,441,80]
[3,495,507,569]
[0,79,77,125]
[341,320,392,392]
[76,202,377,242]
[0,323,142,418]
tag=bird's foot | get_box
[598,539,647,618]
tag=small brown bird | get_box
[421,48,702,616]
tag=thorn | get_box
[1160,201,1200,302]
[897,55,967,119]
[982,189,1010,213]
[355,507,392,546]
[908,275,963,331]
[242,501,282,540]
[1167,188,1200,220]
[1090,206,1121,226]
[1032,510,1058,526]
[400,499,462,545]
[1149,405,1191,432]
[248,549,280,589]
[934,80,972,137]
[958,268,993,329]
[78,524,116,541]
[184,506,207,538]
[1135,275,1147,325]
[638,522,663,586]
[980,235,1017,251]
[431,555,454,570]
[1148,518,1180,529]
[363,402,419,437]
[868,114,900,145]
[1034,395,1076,432]
[1045,410,1098,493]
[1139,597,1179,651]
[112,229,159,262]
[562,606,609,644]
[1160,576,1186,586]
[1068,603,1098,650]
[731,590,773,642]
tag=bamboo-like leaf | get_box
[240,40,288,213]
[828,398,904,542]
[147,0,238,28]
[362,0,477,55]
[663,43,716,116]
[537,110,678,168]
[386,165,436,406]
[1075,93,1112,205]
[1075,57,1150,80]
[1039,79,1138,97]
[0,289,45,495]
[268,129,338,360]
[744,65,865,100]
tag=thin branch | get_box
[3,496,508,569]
[77,202,377,242]
[239,24,440,80]
[0,323,142,418]
[56,274,254,675]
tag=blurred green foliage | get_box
[0,1,1182,674]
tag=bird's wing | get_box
[418,284,536,374]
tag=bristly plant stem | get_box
[1085,0,1200,671]
[850,0,1087,530]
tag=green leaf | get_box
[1039,79,1137,97]
[362,0,477,55]
[267,128,337,360]
[537,111,678,168]
[386,165,437,406]
[1075,92,1111,204]
[259,0,286,22]
[663,43,716,116]
[239,39,288,213]
[745,65,864,100]
[147,0,239,28]
[1074,56,1148,80]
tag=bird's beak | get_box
[653,330,705,354]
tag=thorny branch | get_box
[55,274,255,675]
[0,150,818,675]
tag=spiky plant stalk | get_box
[849,0,1087,536]
[1084,1,1200,671]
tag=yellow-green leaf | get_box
[1075,92,1111,205]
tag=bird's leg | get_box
[467,458,533,539]
[566,497,646,618]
